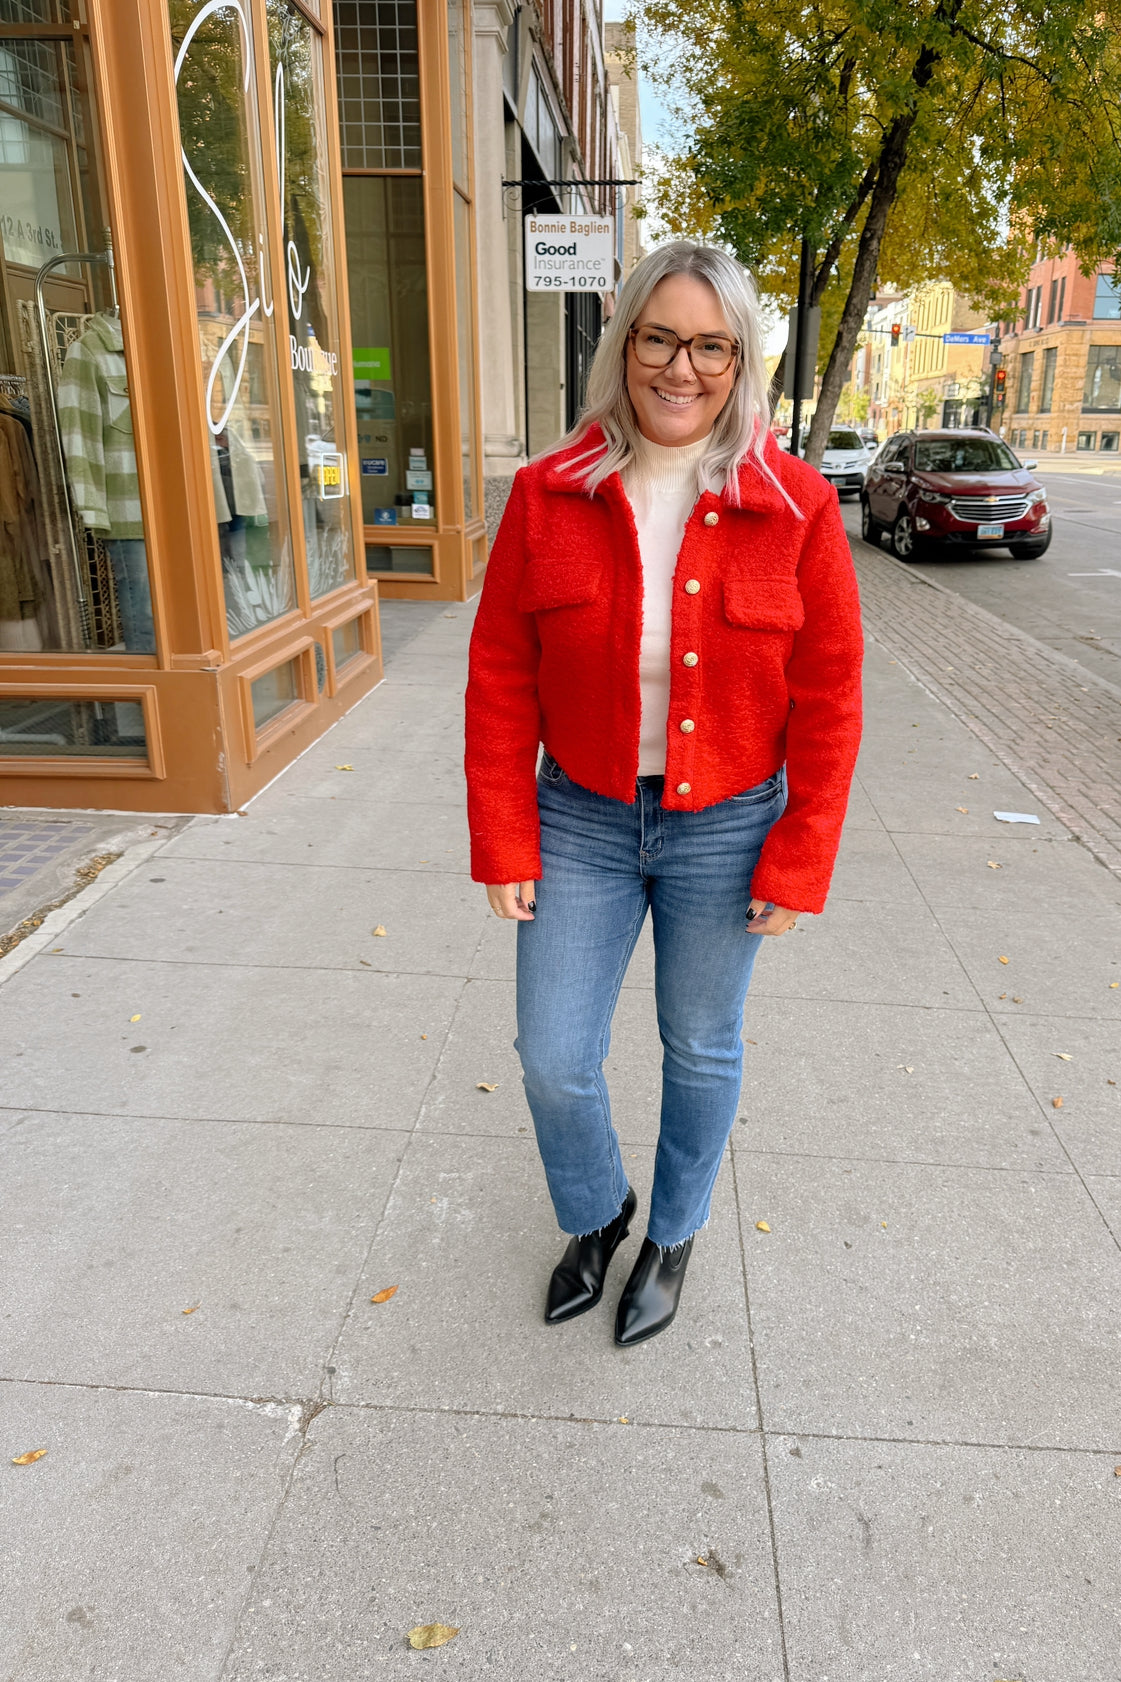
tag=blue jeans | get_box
[104,539,155,653]
[516,753,786,1248]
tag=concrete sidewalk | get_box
[2,588,1121,1681]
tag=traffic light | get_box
[993,367,1007,406]
[890,323,901,344]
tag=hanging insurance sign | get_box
[525,214,615,292]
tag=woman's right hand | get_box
[486,882,536,920]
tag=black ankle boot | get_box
[614,1234,694,1347]
[545,1188,637,1325]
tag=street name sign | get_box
[943,332,992,345]
[525,215,615,292]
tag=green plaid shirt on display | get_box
[57,312,145,540]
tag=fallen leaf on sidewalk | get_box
[370,1286,398,1304]
[755,1220,770,1232]
[420,1033,428,1039]
[476,1082,498,1092]
[999,993,1007,1000]
[1013,996,1023,1003]
[618,1415,630,1423]
[359,959,372,967]
[1052,1097,1063,1109]
[182,1304,200,1315]
[372,926,387,937]
[130,1014,141,1022]
[986,861,1002,869]
[897,1065,914,1073]
[1054,1052,1073,1061]
[998,955,1009,964]
[407,1625,459,1650]
[334,764,354,771]
[956,806,969,814]
[1114,1466,1121,1476]
[11,1449,47,1465]
[1111,982,1119,989]
[968,773,979,779]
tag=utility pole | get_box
[788,238,815,457]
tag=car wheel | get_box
[860,498,882,544]
[1008,531,1052,559]
[890,510,917,560]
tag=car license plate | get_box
[976,523,1004,538]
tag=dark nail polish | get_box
[745,907,756,922]
[528,901,536,912]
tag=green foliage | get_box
[633,0,1121,452]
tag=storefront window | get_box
[169,0,296,639]
[343,175,434,541]
[267,0,355,599]
[0,4,72,21]
[250,655,299,727]
[0,695,145,756]
[0,15,155,657]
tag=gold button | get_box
[682,651,698,667]
[684,579,700,594]
[680,719,695,733]
[676,782,691,795]
[704,511,719,527]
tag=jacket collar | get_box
[541,423,789,514]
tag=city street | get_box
[841,465,1121,689]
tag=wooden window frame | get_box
[0,0,381,813]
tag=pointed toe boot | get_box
[614,1234,694,1347]
[545,1187,637,1325]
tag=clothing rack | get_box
[32,246,119,649]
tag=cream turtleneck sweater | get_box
[620,432,711,776]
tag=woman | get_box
[465,241,863,1348]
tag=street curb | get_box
[0,833,172,991]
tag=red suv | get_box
[860,430,1052,561]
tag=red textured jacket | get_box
[465,428,863,914]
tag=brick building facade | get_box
[999,251,1121,454]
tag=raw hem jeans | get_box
[515,753,786,1248]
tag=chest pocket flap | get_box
[723,574,805,632]
[517,559,601,613]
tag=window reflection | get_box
[267,0,355,598]
[0,21,155,654]
[169,0,296,638]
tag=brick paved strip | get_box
[852,539,1121,876]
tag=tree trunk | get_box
[772,160,877,422]
[804,41,942,466]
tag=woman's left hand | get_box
[746,900,802,936]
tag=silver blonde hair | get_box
[545,240,797,512]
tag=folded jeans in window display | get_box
[56,311,155,653]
